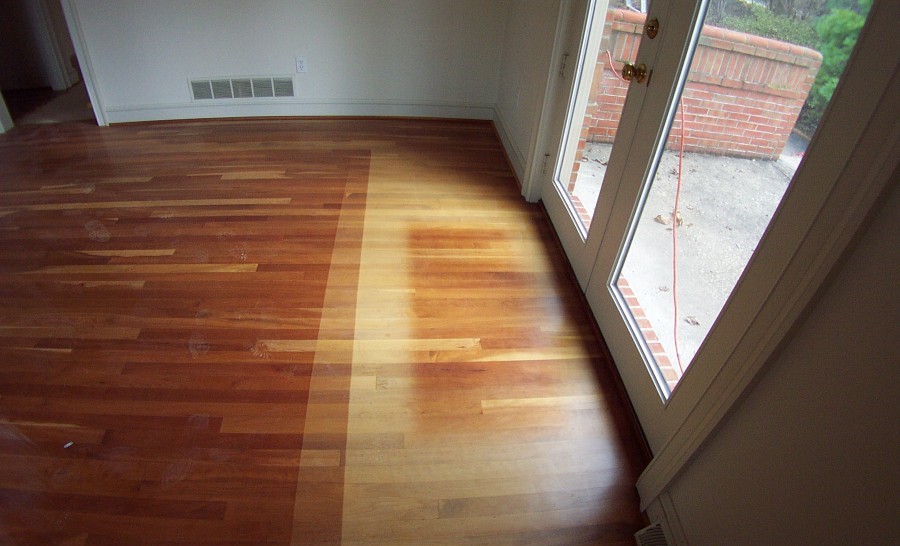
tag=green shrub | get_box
[713,0,869,134]
[721,3,818,48]
[609,0,870,135]
[798,0,870,132]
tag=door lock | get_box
[644,17,660,39]
[622,62,649,84]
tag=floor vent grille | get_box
[190,76,294,100]
[635,522,672,546]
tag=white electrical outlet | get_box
[295,57,308,73]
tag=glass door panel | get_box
[541,0,670,287]
[609,1,874,398]
[555,4,646,234]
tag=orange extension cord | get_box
[672,105,686,373]
[604,50,686,373]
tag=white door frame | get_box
[60,0,107,126]
[33,0,80,91]
[521,0,582,204]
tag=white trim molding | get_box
[34,0,78,90]
[636,0,900,509]
[522,0,573,204]
[492,107,527,183]
[60,0,107,126]
[644,492,688,546]
[101,99,496,125]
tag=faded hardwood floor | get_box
[0,119,646,545]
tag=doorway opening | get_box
[0,0,95,128]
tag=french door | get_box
[540,0,888,452]
[543,0,712,450]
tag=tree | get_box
[764,0,829,20]
[721,3,818,47]
[797,0,871,132]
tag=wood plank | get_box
[4,197,292,212]
[0,119,644,546]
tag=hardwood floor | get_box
[0,119,646,545]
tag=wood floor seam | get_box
[0,119,644,546]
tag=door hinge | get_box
[541,153,551,175]
[559,54,570,79]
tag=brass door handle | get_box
[622,62,649,84]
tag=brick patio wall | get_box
[581,9,822,160]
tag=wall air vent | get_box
[211,79,233,99]
[252,78,274,97]
[634,522,673,546]
[273,77,294,97]
[232,79,253,98]
[190,80,213,100]
[190,76,295,101]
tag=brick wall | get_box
[581,9,822,160]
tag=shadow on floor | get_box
[3,82,94,125]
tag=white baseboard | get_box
[103,100,496,124]
[645,492,688,545]
[491,108,527,184]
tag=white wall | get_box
[493,0,561,182]
[68,0,510,123]
[64,0,562,174]
[662,183,899,545]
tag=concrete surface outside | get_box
[572,131,807,379]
